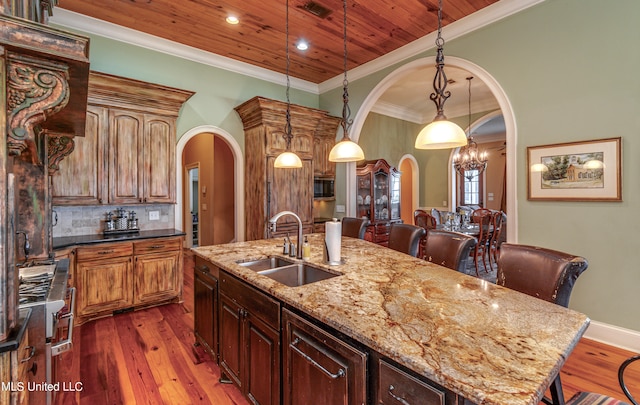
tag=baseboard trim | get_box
[584,321,640,353]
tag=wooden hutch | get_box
[356,159,402,246]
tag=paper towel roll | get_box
[325,219,342,264]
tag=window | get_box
[458,170,483,206]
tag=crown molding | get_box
[49,9,320,94]
[51,0,544,96]
[370,101,424,124]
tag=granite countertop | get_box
[53,228,186,250]
[192,233,590,405]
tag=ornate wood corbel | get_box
[6,52,70,164]
[46,132,75,175]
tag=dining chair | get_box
[430,208,442,225]
[341,217,369,239]
[488,211,505,268]
[388,224,426,258]
[565,354,639,405]
[423,230,477,273]
[414,210,437,259]
[497,243,589,405]
[471,211,492,274]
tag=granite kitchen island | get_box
[192,233,589,405]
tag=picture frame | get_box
[527,137,621,201]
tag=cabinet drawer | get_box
[378,359,445,405]
[76,242,133,261]
[220,271,280,330]
[134,237,182,255]
[195,256,219,279]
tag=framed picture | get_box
[527,137,621,201]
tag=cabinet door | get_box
[283,309,367,405]
[267,157,313,229]
[108,109,144,204]
[313,136,335,177]
[51,105,108,205]
[76,255,133,318]
[377,359,446,405]
[134,250,181,305]
[219,293,243,388]
[143,115,176,203]
[194,267,218,360]
[245,313,281,405]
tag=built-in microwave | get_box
[314,177,335,200]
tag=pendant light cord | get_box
[341,0,352,140]
[284,0,293,148]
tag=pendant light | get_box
[453,76,488,180]
[274,0,303,168]
[415,0,467,150]
[328,0,365,163]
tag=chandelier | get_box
[453,76,488,180]
[328,0,365,163]
[274,0,303,168]
[414,0,467,150]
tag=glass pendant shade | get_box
[415,118,467,149]
[329,138,365,162]
[274,151,303,168]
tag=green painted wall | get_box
[321,0,640,331]
[55,0,640,332]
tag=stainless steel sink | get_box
[237,256,295,271]
[257,263,339,287]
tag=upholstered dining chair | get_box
[497,243,589,405]
[488,211,506,268]
[414,210,437,259]
[388,224,426,258]
[423,230,477,273]
[341,217,369,239]
[430,208,442,225]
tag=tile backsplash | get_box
[52,204,175,237]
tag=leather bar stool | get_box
[497,243,589,405]
[341,217,369,239]
[387,224,426,258]
[423,230,477,273]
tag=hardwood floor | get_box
[54,250,639,404]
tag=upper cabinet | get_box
[313,118,341,178]
[51,72,194,205]
[235,96,340,241]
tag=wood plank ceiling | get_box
[56,0,498,84]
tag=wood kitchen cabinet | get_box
[282,308,367,405]
[357,159,402,246]
[219,271,280,405]
[74,236,184,324]
[194,256,219,362]
[235,96,340,241]
[51,71,194,205]
[75,243,134,321]
[133,238,182,305]
[313,117,341,178]
[374,355,463,405]
[51,105,108,205]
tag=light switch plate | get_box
[336,205,345,213]
[149,210,160,221]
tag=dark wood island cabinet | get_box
[194,256,219,361]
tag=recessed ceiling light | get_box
[296,40,309,51]
[226,15,239,25]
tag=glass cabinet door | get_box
[389,172,401,220]
[374,170,389,220]
[357,174,372,220]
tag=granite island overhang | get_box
[192,233,590,405]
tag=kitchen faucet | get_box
[268,211,303,259]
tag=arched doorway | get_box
[399,154,419,225]
[175,125,245,243]
[349,56,518,242]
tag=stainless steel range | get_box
[18,259,75,405]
